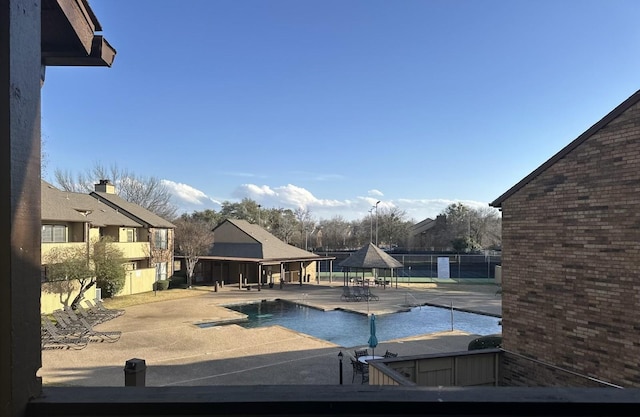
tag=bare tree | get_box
[294,207,315,250]
[317,216,350,250]
[173,218,215,287]
[54,163,178,220]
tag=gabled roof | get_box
[210,219,319,261]
[410,217,436,236]
[491,89,640,208]
[338,243,404,269]
[90,191,175,228]
[41,181,141,228]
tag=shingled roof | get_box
[42,181,141,228]
[338,243,403,269]
[90,191,175,228]
[210,219,320,261]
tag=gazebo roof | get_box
[338,243,404,269]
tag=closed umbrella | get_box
[367,314,378,357]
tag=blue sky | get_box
[41,0,640,222]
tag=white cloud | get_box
[162,180,221,211]
[165,179,494,223]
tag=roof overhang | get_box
[41,0,116,67]
[174,255,336,265]
[490,89,640,208]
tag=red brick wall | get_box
[500,100,640,387]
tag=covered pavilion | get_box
[338,243,404,288]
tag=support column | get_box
[0,1,43,416]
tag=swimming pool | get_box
[225,300,501,348]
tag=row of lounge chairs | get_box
[41,299,124,350]
[340,286,380,302]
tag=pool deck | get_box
[39,282,501,387]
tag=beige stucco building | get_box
[41,180,175,313]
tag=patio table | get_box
[358,355,383,364]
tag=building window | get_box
[154,228,168,250]
[156,262,167,281]
[41,224,67,243]
[125,228,137,242]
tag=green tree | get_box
[43,245,94,308]
[43,236,126,308]
[93,237,126,298]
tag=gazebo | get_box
[338,243,404,288]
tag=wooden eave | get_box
[490,89,640,208]
[174,255,335,265]
[41,0,116,67]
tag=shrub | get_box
[168,274,187,289]
[153,280,170,291]
[467,334,502,351]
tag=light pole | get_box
[375,201,380,246]
[368,207,374,243]
[257,204,261,227]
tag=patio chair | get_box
[363,287,379,302]
[40,314,89,350]
[340,286,354,302]
[350,357,369,384]
[383,350,398,358]
[351,286,364,302]
[354,348,368,358]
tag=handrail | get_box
[404,292,420,308]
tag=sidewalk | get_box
[39,282,501,387]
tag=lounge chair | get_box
[52,309,121,343]
[340,286,354,302]
[74,302,110,325]
[93,298,125,317]
[40,315,89,350]
[351,286,364,302]
[84,299,124,321]
[363,287,379,301]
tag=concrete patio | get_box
[39,282,501,387]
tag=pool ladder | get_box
[405,293,421,309]
[298,293,308,303]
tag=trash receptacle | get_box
[124,358,146,387]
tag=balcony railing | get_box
[42,241,150,261]
[114,241,150,260]
[41,242,86,262]
[369,349,501,386]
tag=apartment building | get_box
[41,180,175,313]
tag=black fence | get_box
[316,252,501,280]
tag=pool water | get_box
[225,300,501,348]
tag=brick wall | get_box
[500,99,640,387]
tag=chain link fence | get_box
[316,252,501,284]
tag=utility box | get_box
[124,358,146,387]
[495,266,502,285]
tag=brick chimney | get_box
[95,179,116,194]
